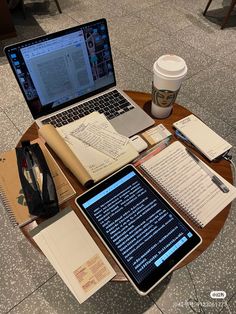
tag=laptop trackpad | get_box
[110,108,154,138]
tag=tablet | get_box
[75,165,202,295]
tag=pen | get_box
[175,130,191,143]
[186,148,229,193]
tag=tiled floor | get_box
[0,0,235,313]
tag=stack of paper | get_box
[31,208,116,303]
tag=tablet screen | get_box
[76,165,202,294]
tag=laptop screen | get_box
[5,19,116,119]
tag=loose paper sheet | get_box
[71,116,129,159]
[57,112,138,182]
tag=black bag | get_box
[15,141,59,218]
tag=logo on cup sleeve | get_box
[152,83,180,108]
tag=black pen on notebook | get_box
[186,148,229,193]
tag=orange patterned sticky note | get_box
[74,254,110,293]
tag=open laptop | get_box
[4,18,154,137]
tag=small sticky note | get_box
[142,124,172,145]
[74,254,111,293]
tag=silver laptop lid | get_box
[4,19,116,120]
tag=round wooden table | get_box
[20,91,233,281]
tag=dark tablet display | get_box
[75,165,202,295]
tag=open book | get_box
[140,141,236,228]
[39,112,139,187]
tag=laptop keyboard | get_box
[41,90,134,128]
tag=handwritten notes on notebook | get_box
[57,112,138,182]
[141,141,236,227]
[71,116,129,159]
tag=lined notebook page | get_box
[141,141,236,227]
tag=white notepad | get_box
[141,141,236,227]
[31,208,116,303]
[173,114,232,161]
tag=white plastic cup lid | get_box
[154,55,187,78]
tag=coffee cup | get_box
[151,54,187,118]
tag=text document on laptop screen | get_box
[5,19,116,118]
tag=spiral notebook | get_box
[140,141,236,227]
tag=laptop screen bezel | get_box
[4,18,117,120]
